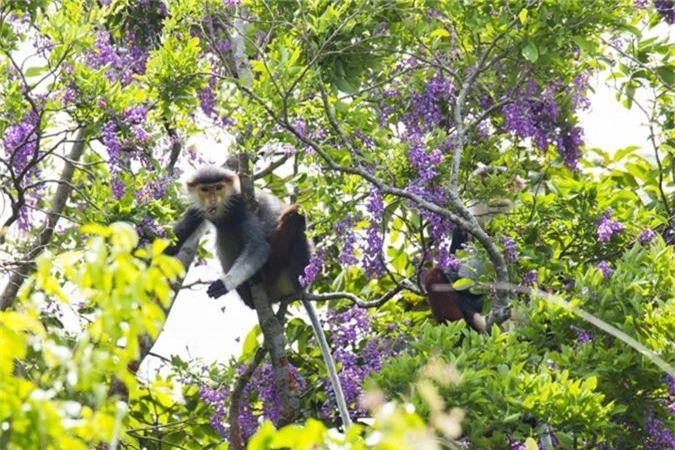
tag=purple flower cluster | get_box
[635,0,650,8]
[638,229,656,245]
[132,176,171,208]
[88,30,148,85]
[135,215,166,241]
[654,0,675,24]
[666,375,675,413]
[101,119,122,162]
[644,408,675,449]
[199,362,306,442]
[3,109,43,231]
[435,243,461,272]
[299,249,325,287]
[403,76,454,132]
[597,261,614,279]
[111,178,125,200]
[320,307,396,422]
[501,79,587,169]
[334,215,360,266]
[570,325,592,345]
[361,224,385,278]
[502,236,519,262]
[199,385,230,436]
[596,209,625,242]
[522,269,538,286]
[199,76,218,118]
[4,110,39,175]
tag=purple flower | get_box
[319,307,397,422]
[62,87,77,104]
[654,0,675,24]
[596,209,625,242]
[571,325,592,345]
[523,269,538,286]
[436,244,461,271]
[361,223,385,278]
[101,119,122,161]
[634,0,649,8]
[199,77,217,118]
[557,125,584,170]
[502,237,519,262]
[122,106,148,125]
[299,249,324,287]
[111,178,125,199]
[597,260,614,279]
[4,110,39,174]
[644,408,675,449]
[366,191,384,218]
[223,0,241,7]
[334,215,359,266]
[501,78,587,169]
[638,229,656,245]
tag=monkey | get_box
[423,225,487,332]
[165,165,352,428]
[165,166,311,308]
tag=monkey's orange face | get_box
[190,182,231,216]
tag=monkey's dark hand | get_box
[207,280,229,299]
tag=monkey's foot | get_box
[207,280,228,298]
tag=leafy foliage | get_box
[0,0,673,448]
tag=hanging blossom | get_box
[299,248,325,287]
[643,407,675,449]
[570,325,592,345]
[334,214,360,266]
[654,0,675,24]
[638,229,656,245]
[88,30,149,85]
[502,237,520,262]
[199,363,306,442]
[319,307,398,422]
[199,76,218,118]
[666,375,675,413]
[3,109,43,231]
[522,269,538,286]
[597,261,614,279]
[360,190,386,278]
[501,78,588,170]
[596,208,625,242]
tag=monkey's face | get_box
[189,182,233,217]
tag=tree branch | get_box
[0,128,86,310]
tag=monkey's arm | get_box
[165,206,205,256]
[207,212,271,299]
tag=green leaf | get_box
[25,66,48,78]
[242,326,261,356]
[522,41,539,63]
[453,277,474,291]
[430,28,450,38]
[655,66,675,87]
[525,437,539,450]
[518,9,528,24]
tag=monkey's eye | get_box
[200,187,209,193]
[215,185,223,191]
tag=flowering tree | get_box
[1,0,673,449]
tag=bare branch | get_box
[304,284,405,309]
[0,128,86,310]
